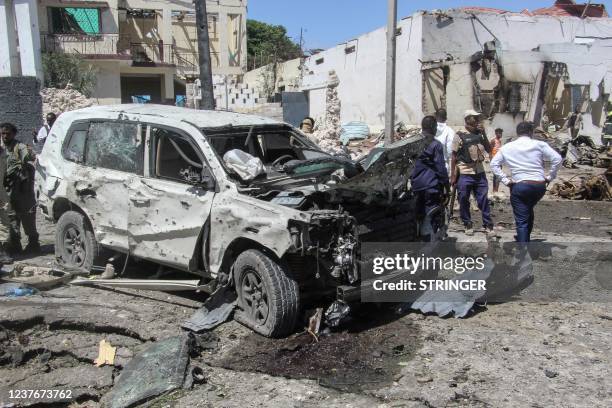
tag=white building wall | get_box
[302,15,423,131]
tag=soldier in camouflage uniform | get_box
[0,136,14,265]
[0,123,40,254]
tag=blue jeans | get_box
[458,173,492,228]
[510,183,546,243]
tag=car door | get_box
[64,120,144,252]
[127,123,215,272]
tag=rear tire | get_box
[233,249,299,338]
[55,211,99,274]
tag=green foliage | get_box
[42,53,97,96]
[247,20,301,70]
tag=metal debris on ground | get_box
[182,284,237,333]
[324,300,351,328]
[551,174,612,201]
[94,339,116,367]
[307,308,323,339]
[102,334,194,408]
[2,264,72,290]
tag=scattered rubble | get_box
[41,84,96,118]
[551,174,612,201]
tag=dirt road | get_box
[1,197,611,408]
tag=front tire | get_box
[55,211,99,273]
[233,249,299,338]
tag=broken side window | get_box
[86,122,144,174]
[63,129,87,163]
[151,127,205,184]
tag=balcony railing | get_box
[174,51,220,76]
[41,33,130,57]
[129,42,176,65]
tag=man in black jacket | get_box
[411,116,450,239]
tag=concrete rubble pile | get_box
[550,173,612,201]
[312,71,343,154]
[41,84,96,117]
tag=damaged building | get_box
[300,1,612,138]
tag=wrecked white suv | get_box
[36,105,433,337]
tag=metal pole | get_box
[384,0,397,145]
[195,0,215,110]
[224,75,229,110]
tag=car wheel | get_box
[55,211,99,273]
[233,249,299,338]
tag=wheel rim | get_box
[63,225,86,266]
[240,269,269,325]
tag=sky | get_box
[248,0,612,50]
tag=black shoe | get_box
[24,241,41,255]
[7,240,22,255]
[0,247,13,264]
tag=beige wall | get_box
[243,58,303,97]
[90,60,122,105]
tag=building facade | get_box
[301,1,612,137]
[37,0,247,104]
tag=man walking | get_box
[0,123,40,254]
[450,110,493,236]
[489,128,504,194]
[411,116,450,240]
[491,122,562,243]
[435,108,455,173]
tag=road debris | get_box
[550,174,612,201]
[182,284,237,333]
[102,334,194,408]
[94,339,117,367]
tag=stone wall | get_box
[0,76,42,144]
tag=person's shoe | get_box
[485,225,498,238]
[0,247,13,265]
[7,240,23,255]
[24,241,41,255]
[464,223,474,236]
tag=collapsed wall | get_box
[0,77,42,145]
[41,85,97,118]
[312,71,342,153]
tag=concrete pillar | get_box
[218,11,229,71]
[14,0,42,81]
[162,71,174,102]
[0,0,20,76]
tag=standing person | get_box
[411,116,450,239]
[489,128,504,194]
[566,106,583,140]
[300,117,315,134]
[0,123,40,254]
[450,110,493,236]
[491,122,562,243]
[34,112,57,154]
[0,143,14,266]
[435,108,455,173]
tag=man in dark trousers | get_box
[411,116,450,240]
[450,110,493,236]
[491,122,562,243]
[0,123,39,254]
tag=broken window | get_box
[63,128,87,163]
[86,122,144,174]
[50,7,101,34]
[151,127,205,184]
[422,67,449,114]
[205,125,327,166]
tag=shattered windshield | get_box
[203,125,329,166]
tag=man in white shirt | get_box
[35,112,57,153]
[490,122,562,243]
[435,109,455,173]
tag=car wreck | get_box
[35,105,436,337]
